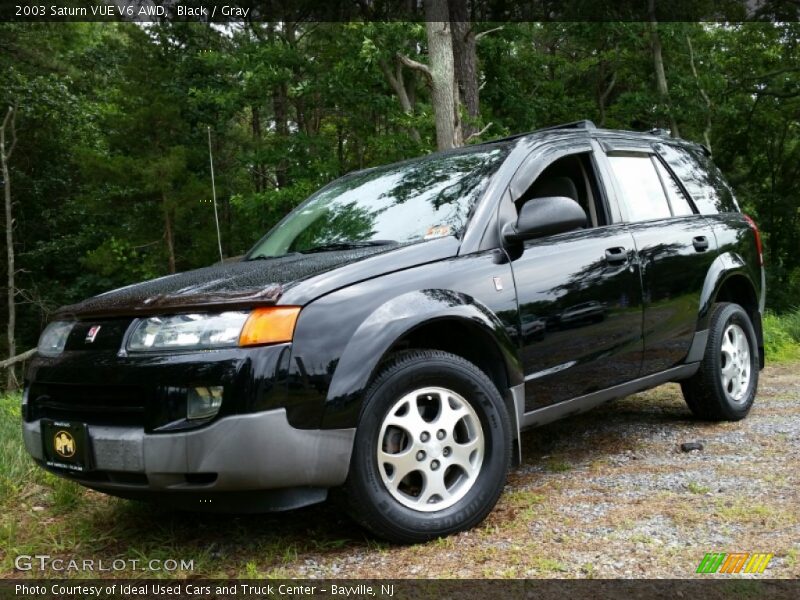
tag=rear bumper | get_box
[23,408,355,511]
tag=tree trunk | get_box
[597,69,616,128]
[336,122,343,175]
[251,104,264,192]
[686,32,713,153]
[448,0,480,139]
[273,81,290,188]
[163,193,176,274]
[1,106,18,390]
[378,58,421,143]
[424,0,462,149]
[648,0,680,137]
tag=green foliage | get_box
[1,21,799,356]
[763,308,800,362]
[0,394,35,503]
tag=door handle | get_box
[604,247,628,264]
[693,236,709,252]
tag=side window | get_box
[655,143,738,214]
[517,153,607,228]
[654,159,694,216]
[607,155,671,222]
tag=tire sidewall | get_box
[350,354,510,540]
[709,304,759,418]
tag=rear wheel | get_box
[681,302,759,421]
[345,350,511,543]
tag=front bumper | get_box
[23,409,355,511]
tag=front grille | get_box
[27,383,148,427]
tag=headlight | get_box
[38,321,74,357]
[127,307,300,352]
[128,312,248,351]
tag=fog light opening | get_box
[187,386,223,420]
[184,473,217,485]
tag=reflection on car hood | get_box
[56,247,392,319]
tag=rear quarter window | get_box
[655,143,739,214]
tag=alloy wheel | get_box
[720,322,751,404]
[376,387,484,512]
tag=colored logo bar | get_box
[696,553,773,574]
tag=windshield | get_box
[247,144,510,258]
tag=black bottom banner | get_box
[2,579,798,600]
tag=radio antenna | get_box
[207,126,224,263]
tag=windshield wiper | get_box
[300,240,397,254]
[246,252,302,261]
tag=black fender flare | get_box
[697,251,760,331]
[323,288,523,426]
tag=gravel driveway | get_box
[296,362,800,578]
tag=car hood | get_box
[55,238,459,319]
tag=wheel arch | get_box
[322,289,523,430]
[387,316,513,399]
[698,253,764,367]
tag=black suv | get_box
[24,121,764,542]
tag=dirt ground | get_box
[3,362,798,579]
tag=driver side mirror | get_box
[502,196,587,243]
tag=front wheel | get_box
[344,350,511,543]
[681,302,759,421]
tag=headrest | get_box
[531,176,579,202]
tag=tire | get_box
[681,302,759,421]
[344,349,511,543]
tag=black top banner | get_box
[2,0,800,22]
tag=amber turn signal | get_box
[239,306,301,347]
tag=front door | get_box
[506,150,644,410]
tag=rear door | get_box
[598,140,718,375]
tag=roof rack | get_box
[483,119,597,145]
[535,120,597,133]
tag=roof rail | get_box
[481,119,597,145]
[535,120,597,133]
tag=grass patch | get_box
[713,499,795,529]
[530,556,568,574]
[0,393,37,503]
[546,460,572,473]
[686,481,711,495]
[763,308,800,362]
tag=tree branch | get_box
[0,348,35,369]
[738,66,800,81]
[465,122,493,142]
[475,26,503,42]
[600,71,617,105]
[378,58,399,89]
[686,33,713,153]
[396,53,432,82]
[2,106,17,161]
[754,89,800,99]
[686,35,712,109]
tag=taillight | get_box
[743,215,763,266]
